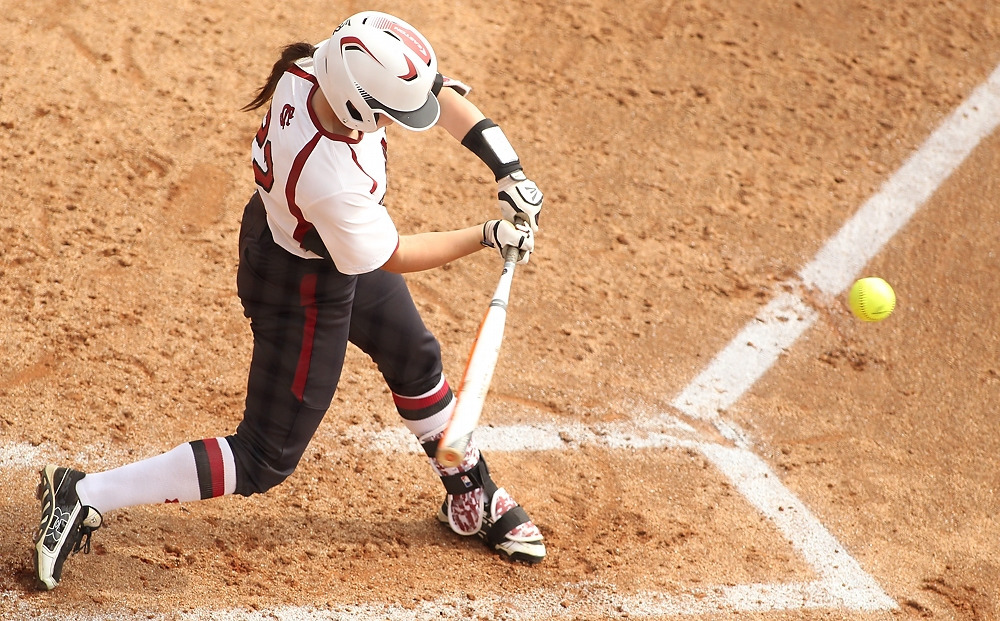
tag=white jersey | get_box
[251,58,396,275]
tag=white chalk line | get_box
[0,579,890,621]
[666,61,1000,614]
[5,63,1000,621]
[799,62,1000,295]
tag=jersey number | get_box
[253,109,275,193]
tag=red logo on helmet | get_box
[397,56,418,81]
[342,34,422,81]
[388,23,432,65]
[341,36,378,61]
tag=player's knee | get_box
[225,433,301,496]
[381,336,442,395]
[238,465,293,496]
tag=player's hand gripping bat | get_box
[436,223,526,467]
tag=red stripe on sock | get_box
[392,380,450,411]
[292,273,319,401]
[203,438,226,498]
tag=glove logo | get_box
[517,181,543,206]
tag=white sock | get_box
[76,438,237,515]
[395,376,455,440]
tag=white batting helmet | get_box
[313,12,440,132]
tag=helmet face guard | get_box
[314,12,440,132]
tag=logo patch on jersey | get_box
[280,104,295,128]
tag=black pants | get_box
[228,193,443,495]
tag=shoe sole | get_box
[494,542,546,564]
[34,467,59,590]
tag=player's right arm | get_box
[381,220,533,274]
[435,85,485,141]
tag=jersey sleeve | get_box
[301,192,399,275]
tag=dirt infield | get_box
[2,0,1000,619]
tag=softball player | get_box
[33,11,545,591]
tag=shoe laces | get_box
[73,526,95,555]
[72,509,103,555]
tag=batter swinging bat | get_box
[436,231,524,468]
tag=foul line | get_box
[4,64,1000,621]
[669,60,1000,613]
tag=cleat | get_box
[437,485,546,564]
[33,465,102,590]
[422,433,545,563]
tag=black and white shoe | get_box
[422,435,546,564]
[437,486,547,564]
[33,465,103,590]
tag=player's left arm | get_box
[436,83,544,234]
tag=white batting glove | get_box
[482,219,534,264]
[497,171,543,233]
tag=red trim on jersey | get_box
[392,380,451,411]
[305,83,362,143]
[349,145,379,195]
[288,64,313,81]
[285,133,323,247]
[284,67,361,143]
[203,438,226,498]
[292,273,319,401]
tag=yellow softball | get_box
[848,277,896,322]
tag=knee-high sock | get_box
[75,438,237,515]
[394,375,456,440]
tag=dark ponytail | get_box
[242,42,317,112]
